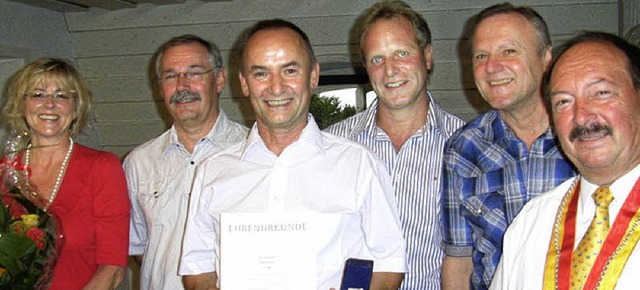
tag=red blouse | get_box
[47,144,129,290]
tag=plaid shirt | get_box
[440,110,576,290]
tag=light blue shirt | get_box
[126,110,248,290]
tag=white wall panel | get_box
[59,0,619,157]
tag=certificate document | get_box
[219,213,318,289]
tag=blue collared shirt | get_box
[440,110,576,290]
[326,93,465,290]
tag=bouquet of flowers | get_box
[0,132,61,289]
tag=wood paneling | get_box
[7,0,231,12]
[58,0,618,157]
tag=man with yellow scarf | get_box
[491,31,640,290]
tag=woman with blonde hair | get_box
[1,57,129,289]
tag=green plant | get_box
[309,94,356,129]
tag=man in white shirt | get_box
[125,35,248,290]
[179,19,406,290]
[491,32,640,289]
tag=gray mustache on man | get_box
[569,123,612,142]
[170,90,202,104]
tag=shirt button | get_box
[190,161,195,165]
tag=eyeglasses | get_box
[160,68,216,83]
[25,91,76,104]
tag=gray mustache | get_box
[569,123,612,141]
[170,91,202,104]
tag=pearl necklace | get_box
[25,137,74,212]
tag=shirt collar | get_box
[491,111,556,148]
[581,163,640,204]
[427,92,458,139]
[359,91,443,139]
[240,114,325,161]
[161,110,232,157]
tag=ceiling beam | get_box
[126,0,185,4]
[7,0,88,12]
[7,0,234,12]
[62,0,135,10]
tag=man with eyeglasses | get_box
[124,35,248,290]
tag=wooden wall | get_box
[0,0,80,145]
[61,0,618,158]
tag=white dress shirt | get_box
[491,164,640,290]
[125,111,248,290]
[179,117,407,289]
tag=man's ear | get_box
[423,44,433,73]
[310,62,320,89]
[214,67,227,94]
[239,71,250,97]
[543,45,552,69]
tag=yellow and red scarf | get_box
[543,177,640,290]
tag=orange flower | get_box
[10,220,25,234]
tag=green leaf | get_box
[0,233,36,275]
[0,272,11,287]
